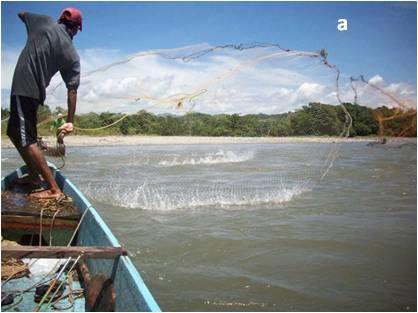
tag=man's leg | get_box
[7,96,42,184]
[22,143,62,199]
[7,95,62,199]
[10,140,42,184]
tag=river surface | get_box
[1,139,416,311]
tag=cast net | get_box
[48,43,350,118]
[350,75,417,138]
[42,42,415,210]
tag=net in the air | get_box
[44,42,415,210]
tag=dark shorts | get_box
[7,95,39,148]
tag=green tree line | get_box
[1,102,416,137]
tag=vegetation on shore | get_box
[1,102,416,137]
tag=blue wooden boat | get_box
[1,163,161,312]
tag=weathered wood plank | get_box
[2,246,128,259]
[2,215,79,231]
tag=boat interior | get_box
[1,176,124,311]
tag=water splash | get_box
[84,179,310,211]
[158,150,255,167]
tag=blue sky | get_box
[1,1,417,113]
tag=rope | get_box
[2,269,59,303]
[1,267,27,286]
[41,254,83,312]
[33,257,74,312]
[52,272,75,310]
[56,153,66,170]
[39,208,45,246]
[66,205,92,246]
[29,233,35,246]
[52,289,84,310]
[74,113,132,131]
[36,116,56,127]
[49,209,61,246]
[317,52,353,182]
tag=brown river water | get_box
[2,139,416,311]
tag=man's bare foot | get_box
[28,189,63,200]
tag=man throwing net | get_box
[7,8,82,200]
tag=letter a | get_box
[337,19,348,31]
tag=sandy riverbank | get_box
[1,135,381,148]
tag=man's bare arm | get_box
[66,89,77,123]
[58,89,77,137]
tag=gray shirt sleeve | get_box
[60,59,80,91]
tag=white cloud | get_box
[80,48,124,72]
[296,83,325,99]
[386,82,415,97]
[368,75,384,85]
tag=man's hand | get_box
[58,122,74,136]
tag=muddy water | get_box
[2,139,416,311]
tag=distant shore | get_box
[0,135,386,148]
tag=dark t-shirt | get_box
[11,12,80,104]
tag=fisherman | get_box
[7,8,82,200]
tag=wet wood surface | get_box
[1,182,81,220]
[2,246,127,259]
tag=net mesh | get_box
[48,43,346,116]
[42,42,416,208]
[350,75,417,138]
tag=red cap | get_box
[59,7,83,31]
